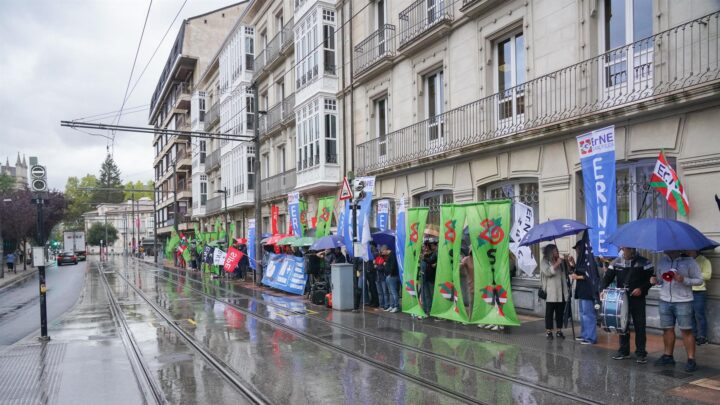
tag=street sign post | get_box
[30,165,47,192]
[339,177,353,201]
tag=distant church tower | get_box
[0,153,29,190]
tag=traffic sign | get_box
[31,179,47,192]
[30,165,46,179]
[339,177,353,201]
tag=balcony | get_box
[204,102,220,131]
[259,93,296,136]
[254,19,295,80]
[206,195,224,215]
[176,146,191,169]
[205,148,222,172]
[353,25,396,81]
[459,0,504,18]
[261,170,297,200]
[398,0,454,55]
[356,12,720,174]
[171,82,192,112]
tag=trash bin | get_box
[331,263,354,310]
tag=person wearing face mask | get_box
[540,244,569,340]
[600,247,654,363]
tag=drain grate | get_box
[0,343,66,404]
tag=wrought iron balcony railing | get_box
[356,11,720,174]
[399,0,454,48]
[254,49,267,76]
[261,170,297,200]
[282,93,295,122]
[353,25,396,78]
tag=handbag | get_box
[539,273,548,300]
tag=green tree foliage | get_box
[64,174,97,229]
[93,154,124,204]
[0,189,66,259]
[123,179,153,200]
[86,222,118,246]
[0,172,14,193]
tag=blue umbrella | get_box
[371,230,395,247]
[607,218,718,252]
[310,235,344,250]
[519,219,590,246]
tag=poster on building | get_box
[288,192,303,237]
[377,199,390,231]
[577,126,618,257]
[509,202,537,277]
[262,253,308,295]
[271,205,279,234]
[248,219,256,270]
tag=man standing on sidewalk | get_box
[600,247,654,363]
[6,251,15,273]
[651,250,703,372]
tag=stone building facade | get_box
[0,153,28,190]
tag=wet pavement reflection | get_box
[127,259,720,405]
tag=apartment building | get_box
[149,3,246,241]
[345,0,720,331]
[83,199,155,254]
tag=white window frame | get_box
[494,31,525,127]
[375,97,388,159]
[424,69,445,147]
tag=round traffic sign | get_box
[31,179,47,192]
[31,165,46,179]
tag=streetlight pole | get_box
[0,198,11,279]
[252,83,264,285]
[215,187,230,246]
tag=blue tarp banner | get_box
[339,200,354,257]
[248,219,256,270]
[262,253,307,295]
[577,126,619,257]
[376,199,389,231]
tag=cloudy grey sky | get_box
[0,0,236,190]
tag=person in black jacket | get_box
[569,240,599,344]
[382,245,400,312]
[600,247,654,363]
[421,242,438,317]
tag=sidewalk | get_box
[0,261,144,404]
[0,265,37,290]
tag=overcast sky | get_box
[0,0,236,190]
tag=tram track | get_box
[98,262,268,405]
[133,260,601,405]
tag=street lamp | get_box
[0,198,12,279]
[215,187,230,246]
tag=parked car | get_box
[75,251,87,261]
[57,252,78,266]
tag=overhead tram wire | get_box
[60,121,254,144]
[71,104,150,122]
[112,0,154,149]
[124,0,190,105]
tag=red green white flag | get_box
[650,151,690,216]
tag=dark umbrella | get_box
[371,230,395,247]
[310,235,344,250]
[519,219,590,246]
[607,218,718,251]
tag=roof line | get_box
[186,0,250,22]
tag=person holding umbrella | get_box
[600,247,654,363]
[651,250,703,372]
[540,244,570,340]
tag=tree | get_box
[64,174,97,229]
[0,189,66,263]
[123,180,153,201]
[86,222,118,246]
[0,172,14,193]
[93,154,123,204]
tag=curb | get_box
[0,268,38,291]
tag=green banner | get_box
[299,200,308,235]
[401,207,428,316]
[214,219,222,232]
[315,196,335,237]
[181,247,191,263]
[467,201,519,326]
[430,204,469,322]
[165,230,180,260]
[230,222,236,240]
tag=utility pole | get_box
[173,158,179,233]
[153,194,158,264]
[131,192,136,255]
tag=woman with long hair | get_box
[540,244,569,340]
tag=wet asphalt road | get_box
[0,261,86,346]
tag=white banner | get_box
[213,249,227,265]
[509,202,537,277]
